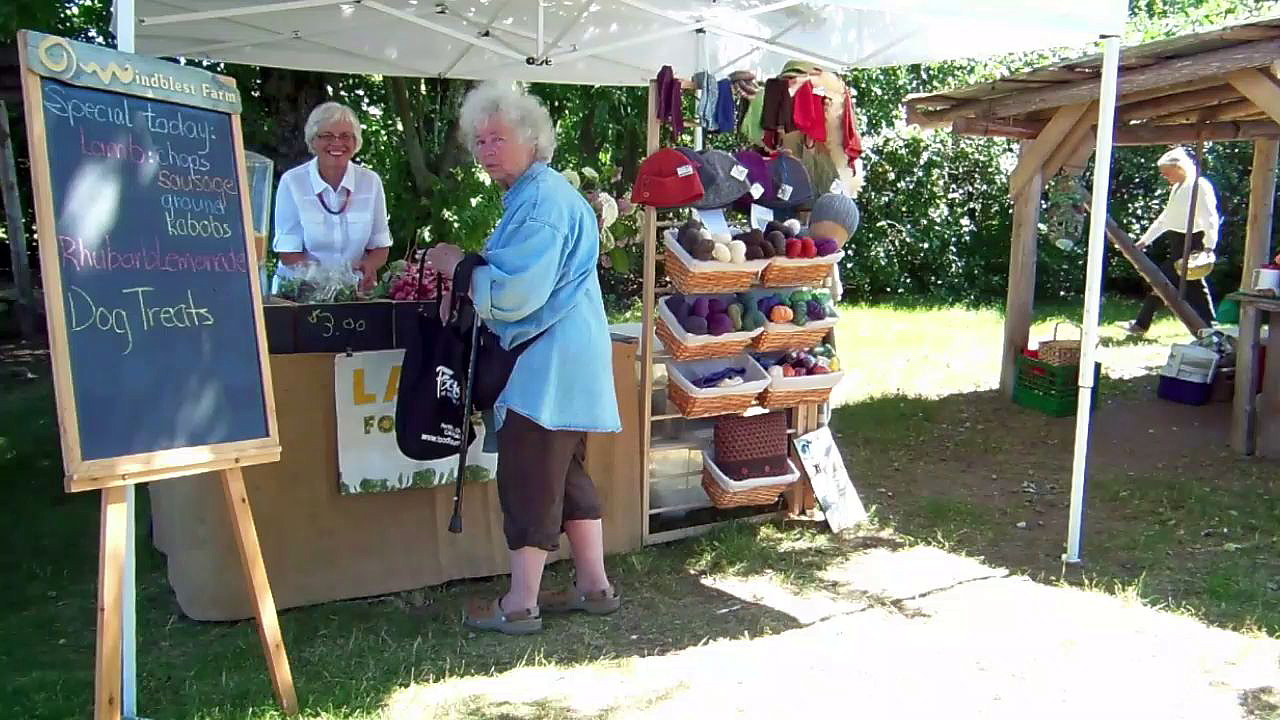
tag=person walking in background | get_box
[1124,147,1219,335]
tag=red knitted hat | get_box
[631,148,704,209]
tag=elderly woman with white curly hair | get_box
[425,82,621,635]
[272,101,392,291]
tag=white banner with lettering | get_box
[334,350,496,495]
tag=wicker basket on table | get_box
[655,301,761,361]
[759,252,844,288]
[700,444,799,509]
[665,355,770,419]
[752,318,837,353]
[1038,322,1082,367]
[663,232,765,294]
[759,371,844,409]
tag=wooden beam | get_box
[1242,138,1279,286]
[1228,68,1280,124]
[1149,99,1260,125]
[1000,143,1042,399]
[926,37,1280,123]
[1009,102,1091,199]
[1114,119,1280,144]
[1042,104,1096,178]
[1061,136,1096,177]
[952,116,1045,139]
[1078,198,1210,335]
[1115,84,1242,122]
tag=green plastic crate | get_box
[1012,356,1100,417]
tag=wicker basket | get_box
[655,297,762,361]
[665,354,770,419]
[1038,322,1082,367]
[663,232,766,294]
[700,448,799,509]
[752,318,837,352]
[760,383,836,409]
[760,252,844,288]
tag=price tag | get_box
[677,164,695,178]
[730,164,749,181]
[750,204,774,231]
[749,182,764,199]
[693,208,731,236]
[777,184,794,202]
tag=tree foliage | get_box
[5,0,1280,311]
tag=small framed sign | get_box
[794,426,866,532]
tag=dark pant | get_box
[1134,230,1215,330]
[495,410,602,552]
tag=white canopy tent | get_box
[124,0,1126,84]
[109,0,1126,714]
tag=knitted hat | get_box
[694,149,751,210]
[762,155,813,210]
[675,147,715,190]
[809,192,860,247]
[632,148,704,209]
[732,149,773,211]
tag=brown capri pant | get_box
[496,410,603,552]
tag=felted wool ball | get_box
[712,232,733,246]
[728,240,748,263]
[782,218,802,237]
[711,243,731,263]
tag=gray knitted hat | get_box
[808,193,860,247]
[694,149,752,210]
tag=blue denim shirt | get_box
[470,163,621,434]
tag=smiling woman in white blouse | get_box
[272,101,392,291]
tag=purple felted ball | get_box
[707,298,728,315]
[691,297,711,317]
[666,295,689,319]
[681,315,709,335]
[707,312,733,336]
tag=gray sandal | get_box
[462,597,542,635]
[538,584,621,615]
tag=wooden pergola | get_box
[904,17,1280,403]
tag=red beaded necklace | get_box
[316,187,351,215]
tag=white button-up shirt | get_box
[1139,176,1220,252]
[272,158,393,279]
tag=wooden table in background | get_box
[1229,292,1280,455]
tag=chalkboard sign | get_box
[19,31,280,490]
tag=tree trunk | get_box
[258,67,331,175]
[387,76,436,194]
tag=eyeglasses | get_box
[317,132,356,143]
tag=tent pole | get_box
[1065,34,1121,565]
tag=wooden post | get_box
[1242,139,1279,285]
[220,467,298,715]
[638,80,659,545]
[0,100,36,339]
[1000,143,1042,399]
[1233,303,1262,454]
[1074,194,1210,336]
[94,486,128,720]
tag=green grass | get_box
[2,296,1273,718]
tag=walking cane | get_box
[448,306,481,534]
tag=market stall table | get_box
[148,337,643,622]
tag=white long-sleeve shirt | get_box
[1138,176,1219,251]
[272,158,393,279]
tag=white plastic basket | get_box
[703,445,800,491]
[656,294,763,347]
[666,354,771,398]
[663,230,772,273]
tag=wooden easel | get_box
[94,471,297,719]
[17,31,297,719]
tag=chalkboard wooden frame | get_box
[18,31,281,493]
